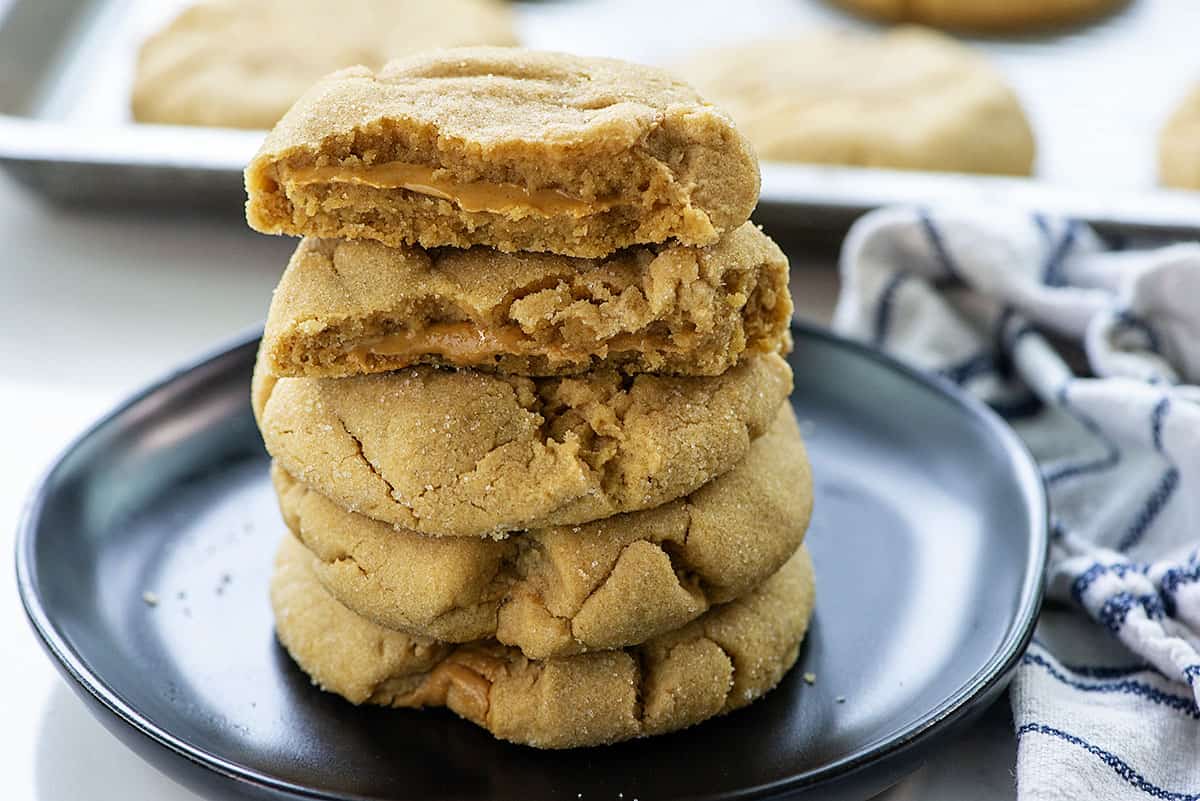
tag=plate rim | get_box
[14,322,1048,801]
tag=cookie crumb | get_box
[142,591,159,606]
[803,672,816,685]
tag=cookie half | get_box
[274,407,811,658]
[245,47,760,258]
[132,0,517,130]
[255,348,791,537]
[679,27,1034,176]
[1160,85,1200,190]
[263,223,791,379]
[271,534,815,748]
[833,0,1123,31]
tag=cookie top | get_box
[271,534,815,748]
[245,47,760,258]
[255,347,792,536]
[131,0,516,130]
[833,0,1122,30]
[263,223,791,379]
[274,407,811,658]
[1160,84,1200,190]
[679,27,1034,175]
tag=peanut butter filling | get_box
[403,650,503,723]
[286,162,613,217]
[351,322,528,363]
[347,321,686,366]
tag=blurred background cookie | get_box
[679,27,1035,175]
[831,0,1127,31]
[131,0,517,129]
[1160,84,1200,190]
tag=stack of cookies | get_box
[245,47,815,749]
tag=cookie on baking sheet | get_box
[271,534,815,749]
[833,0,1124,31]
[254,348,792,537]
[132,0,516,130]
[245,47,760,258]
[262,223,791,379]
[1160,85,1200,190]
[273,407,812,658]
[679,27,1034,176]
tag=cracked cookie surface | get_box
[273,408,811,658]
[263,222,791,378]
[271,534,815,748]
[245,47,760,258]
[132,0,516,130]
[255,346,791,537]
[679,27,1034,175]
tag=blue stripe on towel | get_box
[1053,662,1159,680]
[1042,220,1079,287]
[937,352,996,385]
[1117,397,1177,552]
[1116,309,1164,355]
[918,211,964,282]
[1097,591,1165,633]
[1031,212,1053,245]
[1022,653,1200,718]
[1152,397,1171,453]
[1042,383,1121,486]
[1072,562,1151,603]
[872,272,909,348]
[1161,559,1200,617]
[1118,468,1181,552]
[1017,723,1200,800]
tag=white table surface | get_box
[0,173,1020,800]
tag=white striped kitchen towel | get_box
[831,206,1200,801]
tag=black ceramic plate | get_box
[17,324,1046,801]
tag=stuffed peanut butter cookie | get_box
[255,348,791,537]
[272,408,812,658]
[245,47,760,258]
[271,535,815,749]
[262,223,791,378]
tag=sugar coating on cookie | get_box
[833,0,1124,31]
[679,27,1034,176]
[245,47,761,258]
[263,223,791,379]
[255,347,792,537]
[1160,85,1200,190]
[270,534,815,748]
[273,408,812,658]
[132,0,516,130]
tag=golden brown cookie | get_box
[833,0,1124,30]
[273,408,811,658]
[132,0,517,130]
[679,27,1034,176]
[262,223,791,379]
[255,348,792,537]
[271,534,815,748]
[1160,85,1200,190]
[245,47,760,258]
